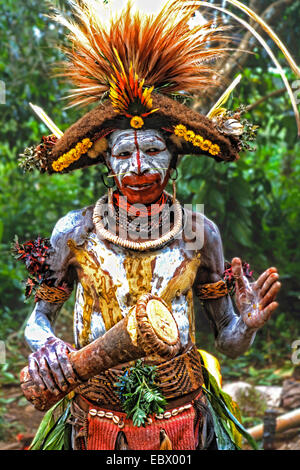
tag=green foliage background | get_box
[0,0,299,383]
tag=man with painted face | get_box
[18,0,294,451]
[107,129,172,205]
[24,126,280,450]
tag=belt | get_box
[68,389,204,450]
[76,344,203,410]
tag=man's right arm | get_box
[25,300,79,394]
[24,206,94,394]
[25,300,62,352]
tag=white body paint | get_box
[72,232,201,349]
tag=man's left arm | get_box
[193,218,281,359]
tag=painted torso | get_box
[69,232,201,349]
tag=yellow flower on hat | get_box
[209,144,221,156]
[173,124,221,157]
[174,124,187,137]
[193,135,204,147]
[201,139,212,152]
[130,116,144,129]
[184,130,196,142]
[52,138,93,172]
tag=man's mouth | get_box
[126,182,154,191]
[122,174,160,191]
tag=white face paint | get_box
[104,129,173,203]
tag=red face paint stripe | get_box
[134,130,141,174]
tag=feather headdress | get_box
[53,0,231,109]
[23,0,300,174]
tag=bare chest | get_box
[70,233,201,347]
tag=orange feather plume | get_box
[108,48,159,117]
[51,0,231,109]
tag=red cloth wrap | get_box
[86,397,201,450]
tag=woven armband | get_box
[35,283,72,304]
[196,260,254,300]
[195,280,229,300]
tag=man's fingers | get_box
[232,258,246,297]
[27,339,79,396]
[44,347,68,392]
[261,301,279,323]
[260,272,279,297]
[254,267,278,290]
[38,357,60,395]
[28,355,46,391]
[55,343,78,386]
[259,282,281,310]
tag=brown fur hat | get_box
[45,93,240,174]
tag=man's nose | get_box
[129,150,148,174]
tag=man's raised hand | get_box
[231,257,281,329]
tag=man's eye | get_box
[147,148,160,153]
[118,151,131,157]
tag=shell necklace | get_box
[93,194,183,251]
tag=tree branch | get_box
[245,87,286,112]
